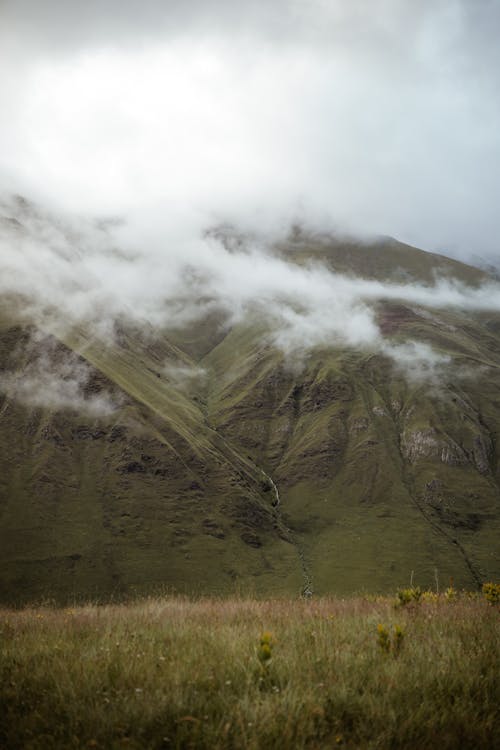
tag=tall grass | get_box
[1,594,498,749]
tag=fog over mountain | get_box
[1,1,500,399]
[2,194,500,389]
[3,4,500,603]
[1,0,499,267]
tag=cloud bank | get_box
[1,195,500,379]
[0,331,120,416]
[0,0,499,265]
[1,2,500,397]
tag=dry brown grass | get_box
[1,593,499,748]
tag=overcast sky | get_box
[1,0,500,264]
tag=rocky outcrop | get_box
[401,426,491,473]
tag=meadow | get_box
[1,591,499,749]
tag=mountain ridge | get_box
[1,229,499,603]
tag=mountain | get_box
[1,228,500,603]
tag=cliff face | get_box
[1,235,500,602]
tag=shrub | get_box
[421,591,439,603]
[482,582,500,605]
[377,623,391,653]
[377,624,405,656]
[392,625,405,656]
[396,587,422,607]
[444,586,457,602]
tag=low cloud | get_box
[162,362,207,388]
[381,341,451,383]
[2,196,500,390]
[1,1,500,263]
[0,331,121,417]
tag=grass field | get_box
[1,592,499,749]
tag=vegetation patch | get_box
[1,593,498,749]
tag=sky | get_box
[1,0,500,401]
[1,0,500,265]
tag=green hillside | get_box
[1,234,499,602]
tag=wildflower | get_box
[482,582,500,605]
[260,631,274,646]
[377,624,391,653]
[396,587,422,606]
[377,624,404,655]
[257,631,275,671]
[392,625,405,656]
[444,587,456,602]
[421,591,439,603]
[259,643,272,662]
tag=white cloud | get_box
[163,363,207,388]
[0,333,120,416]
[1,1,500,394]
[381,341,451,383]
[0,1,499,262]
[2,196,500,386]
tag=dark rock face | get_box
[73,426,106,440]
[118,461,146,474]
[240,531,262,548]
[203,519,225,539]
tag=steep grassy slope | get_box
[0,317,301,603]
[203,303,500,593]
[279,231,488,285]
[1,234,499,601]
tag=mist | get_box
[0,331,120,416]
[1,2,500,398]
[1,195,500,384]
[1,0,500,264]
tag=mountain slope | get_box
[202,309,500,594]
[1,234,499,602]
[0,317,302,602]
